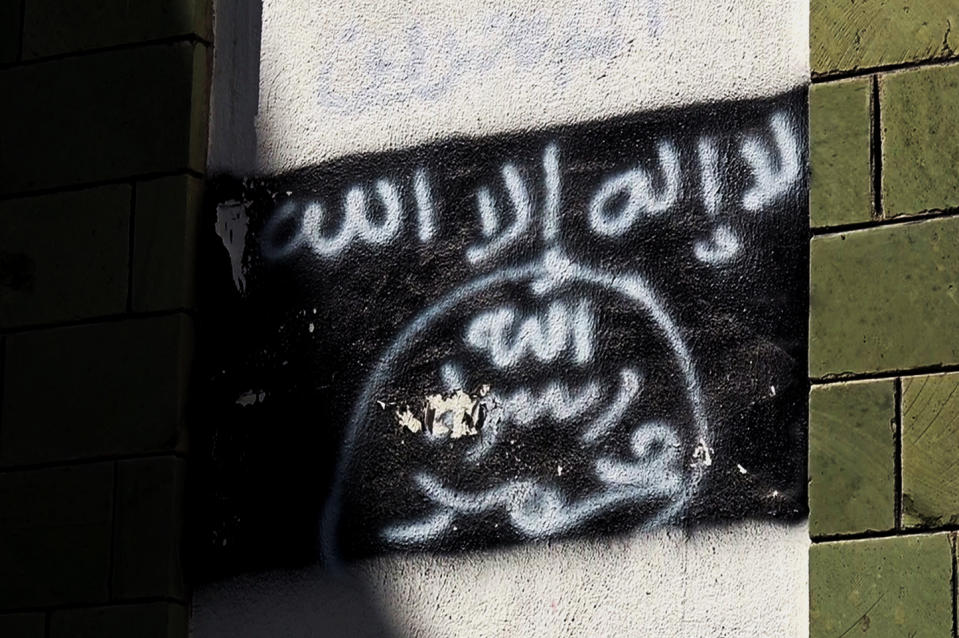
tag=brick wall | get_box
[809,2,959,636]
[0,2,211,636]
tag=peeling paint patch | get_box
[389,386,491,439]
[215,201,250,294]
[396,407,423,434]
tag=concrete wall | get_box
[808,3,959,636]
[195,1,810,637]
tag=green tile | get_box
[809,380,895,536]
[0,186,130,329]
[810,534,953,638]
[50,603,186,638]
[902,372,959,528]
[0,315,193,466]
[810,217,959,377]
[881,64,959,217]
[0,42,209,195]
[0,1,21,64]
[810,78,874,227]
[0,464,113,609]
[0,613,45,638]
[22,0,212,59]
[812,1,959,76]
[133,176,202,312]
[113,457,186,599]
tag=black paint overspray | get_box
[190,89,808,579]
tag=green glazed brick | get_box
[809,217,959,377]
[0,186,131,329]
[50,603,187,638]
[812,1,959,76]
[113,457,186,600]
[0,1,21,64]
[810,78,874,227]
[0,464,113,609]
[809,380,895,537]
[810,534,953,637]
[0,315,193,466]
[0,42,209,195]
[23,0,212,59]
[881,64,959,217]
[133,176,202,312]
[902,373,959,528]
[0,614,45,638]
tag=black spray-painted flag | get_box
[194,89,807,574]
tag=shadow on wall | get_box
[191,567,403,638]
[191,520,809,638]
[207,0,261,175]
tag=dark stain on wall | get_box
[190,88,808,580]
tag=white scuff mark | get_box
[236,390,266,407]
[737,463,748,474]
[236,392,256,407]
[557,465,563,476]
[691,439,713,467]
[214,201,250,294]
[769,385,776,396]
[376,400,387,410]
[308,322,315,333]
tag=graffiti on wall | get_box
[313,0,663,115]
[193,89,807,574]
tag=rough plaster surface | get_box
[192,521,808,637]
[209,0,808,176]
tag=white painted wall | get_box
[209,0,809,177]
[194,521,806,638]
[199,1,809,636]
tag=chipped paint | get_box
[391,387,491,439]
[215,201,250,294]
[691,439,713,467]
[236,390,267,407]
[396,408,423,433]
